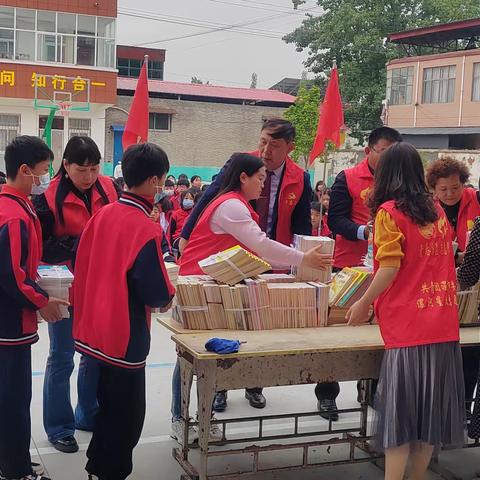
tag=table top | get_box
[170,324,480,360]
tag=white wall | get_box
[0,98,109,173]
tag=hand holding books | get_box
[39,297,70,323]
[301,246,333,271]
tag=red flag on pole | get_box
[309,66,344,165]
[122,56,149,150]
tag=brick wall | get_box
[105,95,289,169]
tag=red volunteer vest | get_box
[179,191,259,275]
[249,151,306,246]
[334,158,373,268]
[44,175,118,237]
[455,188,480,251]
[374,201,459,349]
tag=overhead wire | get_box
[118,3,320,46]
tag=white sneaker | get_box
[170,419,199,445]
[209,417,224,442]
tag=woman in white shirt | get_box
[180,152,331,274]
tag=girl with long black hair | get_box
[33,136,119,453]
[347,142,465,480]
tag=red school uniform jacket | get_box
[374,201,459,349]
[333,158,373,268]
[73,192,175,369]
[168,208,191,243]
[0,186,49,346]
[179,191,259,275]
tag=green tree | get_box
[250,72,258,88]
[284,85,321,168]
[191,76,210,85]
[285,0,480,141]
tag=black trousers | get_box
[463,346,480,408]
[0,345,33,479]
[315,381,340,401]
[86,363,146,480]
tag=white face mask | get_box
[29,172,50,195]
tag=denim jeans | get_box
[43,315,100,442]
[171,359,182,421]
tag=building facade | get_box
[0,1,117,173]
[105,78,295,179]
[384,19,480,149]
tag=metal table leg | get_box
[196,359,218,480]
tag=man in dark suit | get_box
[179,118,312,411]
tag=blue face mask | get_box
[182,199,194,210]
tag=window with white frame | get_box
[473,63,480,101]
[387,67,414,105]
[68,118,91,138]
[422,65,456,104]
[0,6,116,68]
[149,113,171,132]
[0,114,20,170]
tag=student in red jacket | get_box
[73,143,175,480]
[168,189,195,249]
[33,136,119,453]
[0,136,67,480]
[347,143,464,479]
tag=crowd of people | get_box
[0,118,479,480]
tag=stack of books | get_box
[37,265,73,319]
[199,246,271,285]
[329,267,373,308]
[258,273,296,283]
[291,235,335,283]
[175,275,330,330]
[175,275,211,329]
[165,262,179,286]
[457,284,480,325]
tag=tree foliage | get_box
[250,72,258,88]
[285,0,480,141]
[284,85,321,168]
[191,76,210,85]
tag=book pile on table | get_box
[329,267,373,308]
[165,262,179,286]
[175,275,330,330]
[457,283,480,325]
[37,265,73,319]
[199,246,271,285]
[291,235,335,283]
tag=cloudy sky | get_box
[117,0,322,89]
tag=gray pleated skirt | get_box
[372,341,466,452]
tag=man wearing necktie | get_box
[179,118,312,412]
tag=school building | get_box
[104,69,296,179]
[384,18,480,149]
[0,0,118,173]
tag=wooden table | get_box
[164,318,480,480]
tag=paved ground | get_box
[30,317,479,480]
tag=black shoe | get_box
[213,391,228,412]
[318,399,339,421]
[51,435,79,453]
[245,390,266,409]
